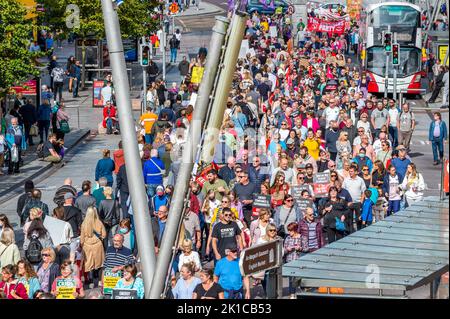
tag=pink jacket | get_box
[302,118,320,133]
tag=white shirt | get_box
[372,139,392,156]
[324,106,340,128]
[388,107,400,127]
[178,251,202,272]
[101,86,113,103]
[343,176,366,203]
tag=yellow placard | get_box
[439,45,449,66]
[103,269,122,295]
[191,67,204,84]
[56,278,76,299]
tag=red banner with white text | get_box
[307,17,350,35]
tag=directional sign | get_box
[239,240,283,276]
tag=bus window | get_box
[366,47,421,77]
[369,6,420,28]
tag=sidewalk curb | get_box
[0,129,91,205]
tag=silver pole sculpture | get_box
[100,0,156,298]
[149,16,230,299]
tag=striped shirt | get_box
[308,222,319,250]
[103,246,135,269]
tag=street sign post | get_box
[239,239,283,276]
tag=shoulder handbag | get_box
[277,207,294,239]
[59,120,70,134]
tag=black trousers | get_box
[23,123,33,145]
[329,152,337,162]
[349,202,362,232]
[429,85,443,102]
[8,147,21,173]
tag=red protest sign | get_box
[307,17,349,35]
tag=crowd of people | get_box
[0,5,448,300]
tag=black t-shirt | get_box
[43,141,55,158]
[211,221,241,258]
[193,282,224,299]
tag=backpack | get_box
[26,234,43,264]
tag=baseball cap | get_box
[156,185,164,192]
[305,163,313,169]
[64,193,75,200]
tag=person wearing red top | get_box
[113,140,125,175]
[0,265,28,299]
[102,101,118,134]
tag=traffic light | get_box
[392,43,400,66]
[140,44,150,66]
[384,31,392,52]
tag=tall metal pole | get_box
[100,0,156,298]
[149,16,230,299]
[162,28,166,80]
[142,68,147,114]
[201,13,247,162]
[393,33,398,102]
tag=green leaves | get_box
[39,0,160,39]
[0,0,40,94]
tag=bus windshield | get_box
[366,47,421,77]
[369,6,420,28]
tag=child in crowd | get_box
[373,188,388,222]
[360,189,374,227]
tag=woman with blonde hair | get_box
[0,228,20,268]
[336,131,352,170]
[80,206,106,287]
[36,247,60,293]
[178,239,201,273]
[401,163,426,205]
[23,207,44,238]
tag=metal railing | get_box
[84,68,133,87]
[64,105,81,129]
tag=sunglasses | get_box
[362,168,369,171]
[224,214,233,217]
[286,199,294,202]
[222,200,229,203]
[268,229,276,232]
[42,254,50,257]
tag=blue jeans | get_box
[146,184,160,198]
[170,48,177,62]
[431,137,444,162]
[73,77,80,97]
[389,126,398,148]
[387,200,401,216]
[145,134,153,145]
[106,118,113,134]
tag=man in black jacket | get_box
[147,59,159,84]
[116,164,129,219]
[62,193,83,238]
[428,65,446,103]
[178,56,190,83]
[19,100,37,145]
[16,180,34,226]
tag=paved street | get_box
[0,0,448,302]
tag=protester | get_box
[172,262,201,299]
[428,112,448,165]
[36,248,60,293]
[0,228,20,268]
[193,269,224,299]
[51,260,85,299]
[114,263,144,299]
[17,259,41,299]
[0,265,28,299]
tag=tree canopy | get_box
[0,0,41,95]
[39,0,160,39]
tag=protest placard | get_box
[103,269,122,295]
[253,194,271,209]
[191,66,204,84]
[296,199,313,214]
[313,172,330,198]
[56,278,76,299]
[112,288,138,299]
[291,185,310,201]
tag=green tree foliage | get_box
[0,0,40,95]
[39,0,160,39]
